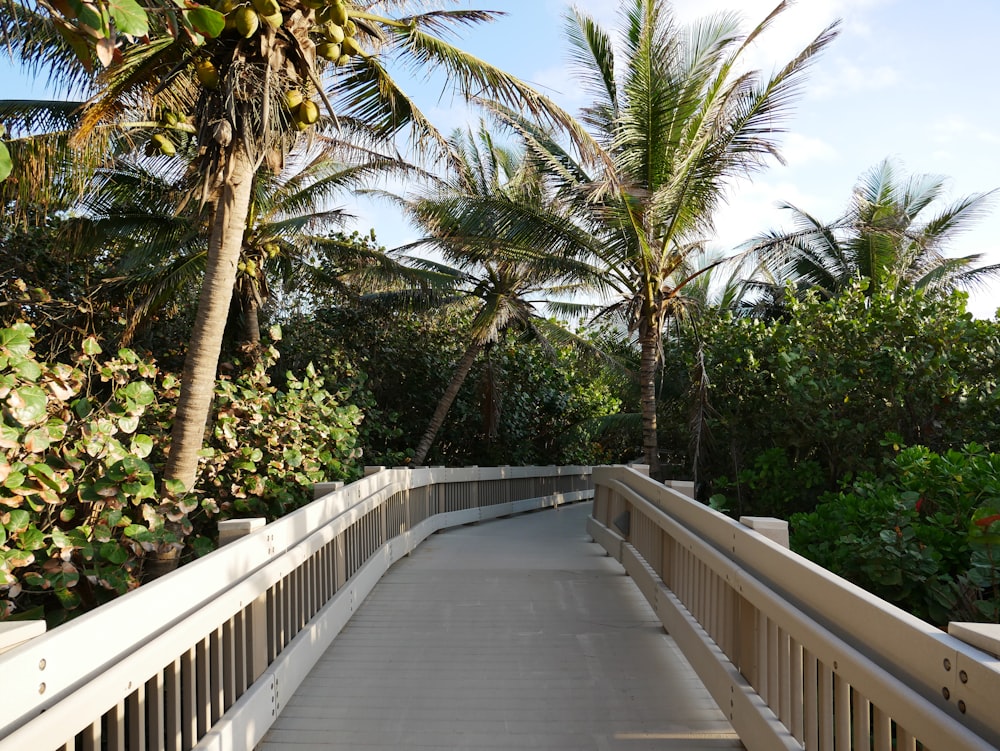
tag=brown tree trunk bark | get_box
[241,293,261,361]
[412,339,484,466]
[638,324,661,478]
[165,145,258,491]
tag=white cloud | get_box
[705,178,833,253]
[930,116,1000,147]
[779,133,838,168]
[808,59,899,100]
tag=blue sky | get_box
[4,0,999,316]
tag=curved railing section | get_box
[589,464,1000,751]
[0,465,592,751]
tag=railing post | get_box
[217,518,269,682]
[0,621,45,655]
[217,518,266,547]
[312,481,344,499]
[739,516,789,548]
[948,622,1000,658]
[666,480,695,499]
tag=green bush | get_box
[0,325,165,622]
[791,444,1000,625]
[279,306,629,467]
[0,324,362,624]
[668,287,1000,514]
[196,330,363,524]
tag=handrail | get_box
[589,465,1000,751]
[0,464,592,751]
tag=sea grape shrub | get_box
[791,444,1000,626]
[0,324,364,623]
[0,324,165,623]
[196,327,364,524]
[672,287,1000,515]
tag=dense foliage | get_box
[791,444,1000,626]
[0,324,361,624]
[665,286,1000,516]
[279,305,632,468]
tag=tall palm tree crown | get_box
[746,158,1000,302]
[397,123,604,464]
[3,0,586,503]
[441,0,838,476]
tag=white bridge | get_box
[1,465,999,750]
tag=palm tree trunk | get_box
[165,145,257,491]
[412,339,484,466]
[241,293,262,360]
[639,325,661,478]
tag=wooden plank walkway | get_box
[259,501,742,750]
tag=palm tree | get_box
[84,136,413,353]
[3,0,585,500]
[397,124,603,465]
[746,158,1000,301]
[430,0,837,476]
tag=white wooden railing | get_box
[589,464,1000,751]
[0,465,592,751]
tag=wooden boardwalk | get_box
[259,501,742,750]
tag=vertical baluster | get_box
[321,544,330,601]
[285,568,296,642]
[852,692,871,751]
[707,570,716,641]
[107,700,126,751]
[266,586,278,663]
[767,618,779,711]
[834,674,850,750]
[127,684,146,751]
[282,572,292,649]
[895,725,917,751]
[294,565,304,632]
[147,670,165,751]
[757,612,768,699]
[803,649,817,750]
[818,662,834,751]
[694,559,704,626]
[310,554,319,617]
[234,609,248,697]
[711,571,722,649]
[696,560,705,624]
[223,616,237,708]
[182,647,198,748]
[778,627,791,726]
[164,658,182,751]
[210,626,224,723]
[197,636,211,738]
[735,593,756,688]
[80,721,100,751]
[790,637,803,743]
[872,707,891,751]
[721,581,733,659]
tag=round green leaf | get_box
[81,337,102,356]
[7,386,48,426]
[184,6,225,37]
[130,434,154,458]
[107,0,149,36]
[100,541,128,565]
[119,381,155,407]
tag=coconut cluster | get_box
[147,0,366,155]
[145,109,190,156]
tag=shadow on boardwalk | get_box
[260,501,742,750]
